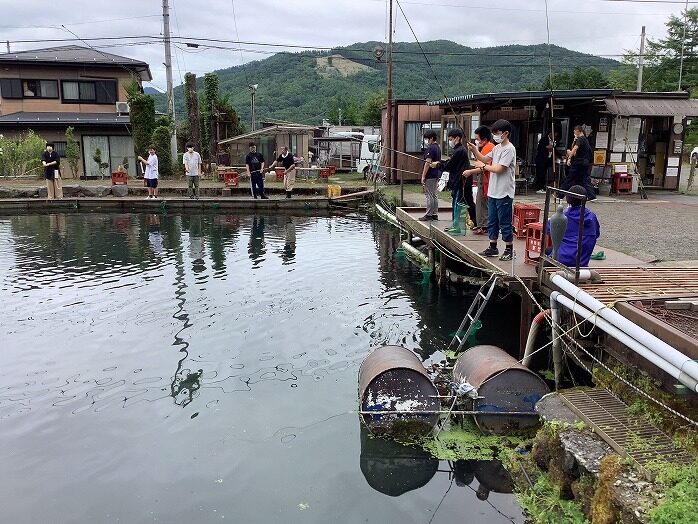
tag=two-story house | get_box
[0,45,152,178]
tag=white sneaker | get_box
[536,189,546,194]
[145,196,151,200]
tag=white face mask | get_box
[474,139,481,148]
[187,148,193,153]
[424,139,430,146]
[448,139,455,148]
[493,133,504,144]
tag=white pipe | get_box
[400,241,429,266]
[551,297,563,389]
[522,309,551,367]
[551,273,698,385]
[551,292,698,393]
[374,203,400,228]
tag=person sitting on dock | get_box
[547,185,600,267]
[419,129,441,221]
[468,119,516,261]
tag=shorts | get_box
[145,178,159,188]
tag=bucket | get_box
[358,345,440,436]
[453,345,549,434]
[327,184,341,198]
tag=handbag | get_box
[437,171,449,192]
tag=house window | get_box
[61,80,117,104]
[405,121,428,153]
[21,80,59,99]
[52,141,67,157]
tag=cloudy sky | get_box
[1,0,690,90]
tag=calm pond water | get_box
[0,212,525,524]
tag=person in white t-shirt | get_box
[183,142,202,199]
[468,119,516,261]
[138,145,159,199]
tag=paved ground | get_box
[385,185,698,264]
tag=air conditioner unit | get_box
[116,102,130,114]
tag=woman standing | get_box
[563,125,596,201]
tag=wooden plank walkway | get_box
[396,207,647,281]
[545,267,698,304]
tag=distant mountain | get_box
[154,40,619,126]
[143,86,163,95]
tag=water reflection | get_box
[248,215,266,266]
[281,217,296,264]
[359,426,438,496]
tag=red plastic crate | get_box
[513,203,541,239]
[524,222,552,265]
[274,167,285,181]
[320,168,331,180]
[613,173,632,194]
[223,171,239,187]
[111,171,128,185]
[328,165,337,176]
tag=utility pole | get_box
[386,0,396,196]
[679,0,689,90]
[249,84,258,131]
[162,0,177,163]
[338,108,343,126]
[637,25,646,92]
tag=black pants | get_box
[462,175,476,224]
[562,162,596,200]
[250,172,265,198]
[535,162,548,190]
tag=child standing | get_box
[183,142,202,199]
[138,145,159,199]
[468,119,516,261]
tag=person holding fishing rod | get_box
[41,143,63,200]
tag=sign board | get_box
[673,140,683,154]
[599,117,608,132]
[553,105,564,110]
[594,150,606,165]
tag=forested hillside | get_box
[154,40,619,128]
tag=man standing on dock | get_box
[468,119,516,261]
[183,142,202,199]
[267,145,296,199]
[41,143,63,200]
[432,128,471,232]
[245,142,268,199]
[419,129,441,221]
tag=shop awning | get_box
[604,97,698,117]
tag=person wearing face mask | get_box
[267,145,297,199]
[465,126,494,235]
[41,143,63,200]
[419,129,441,221]
[431,128,471,231]
[468,119,516,261]
[535,130,557,194]
[563,125,596,201]
[183,142,202,199]
[245,142,268,199]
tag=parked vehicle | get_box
[356,134,381,179]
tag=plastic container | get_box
[327,184,341,198]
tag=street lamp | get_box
[248,84,258,131]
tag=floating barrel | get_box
[358,345,440,435]
[359,426,438,496]
[453,345,549,434]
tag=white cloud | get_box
[1,0,686,91]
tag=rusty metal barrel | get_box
[453,345,549,434]
[358,345,440,435]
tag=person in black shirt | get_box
[41,143,63,199]
[534,130,557,193]
[563,125,596,201]
[245,142,268,199]
[267,145,297,199]
[431,128,471,232]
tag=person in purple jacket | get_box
[548,185,600,267]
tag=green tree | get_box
[541,67,610,90]
[201,72,220,160]
[151,126,173,176]
[64,126,81,179]
[0,131,46,177]
[92,147,109,179]
[360,92,386,126]
[128,83,156,159]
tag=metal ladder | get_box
[448,274,499,353]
